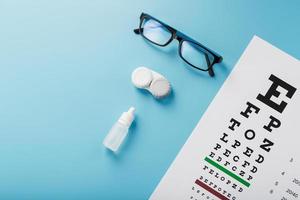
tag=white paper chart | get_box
[150,36,300,200]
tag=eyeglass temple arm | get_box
[205,54,215,77]
[208,68,214,77]
[134,28,142,34]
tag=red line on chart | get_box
[195,179,229,200]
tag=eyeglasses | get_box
[134,13,223,77]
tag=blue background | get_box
[0,0,299,199]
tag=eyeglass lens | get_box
[141,18,172,45]
[180,41,214,70]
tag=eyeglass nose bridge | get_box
[173,34,183,42]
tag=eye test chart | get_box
[150,36,300,200]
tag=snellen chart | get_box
[150,36,300,200]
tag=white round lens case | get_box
[131,67,171,99]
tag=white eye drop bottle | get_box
[103,107,135,152]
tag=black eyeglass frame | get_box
[134,13,223,77]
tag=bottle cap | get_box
[118,107,135,127]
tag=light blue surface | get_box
[0,0,299,199]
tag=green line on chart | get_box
[204,157,250,187]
